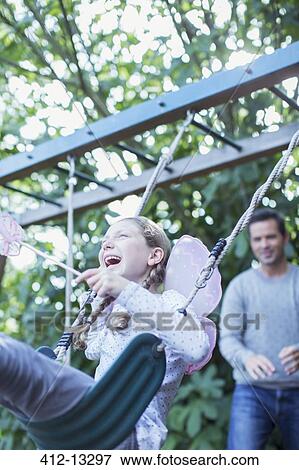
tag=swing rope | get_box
[135,110,195,216]
[179,128,299,313]
[55,157,76,362]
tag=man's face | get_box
[249,218,288,267]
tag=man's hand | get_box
[75,268,130,298]
[244,354,275,380]
[279,345,299,375]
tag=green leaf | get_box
[203,402,218,420]
[186,407,202,438]
[168,406,190,432]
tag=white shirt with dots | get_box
[83,281,212,450]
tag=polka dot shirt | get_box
[82,282,212,450]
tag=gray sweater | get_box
[219,264,299,389]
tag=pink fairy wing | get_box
[0,213,24,256]
[184,317,217,375]
[165,235,221,374]
[165,235,222,316]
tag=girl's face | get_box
[98,220,163,283]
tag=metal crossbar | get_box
[270,86,299,112]
[0,41,298,185]
[191,118,242,151]
[2,183,63,207]
[17,121,299,227]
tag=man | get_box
[219,208,299,449]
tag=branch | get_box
[201,8,237,134]
[68,1,100,79]
[0,55,50,78]
[0,54,79,90]
[163,0,205,72]
[164,0,189,44]
[22,0,75,76]
[0,8,60,80]
[58,0,108,117]
[177,0,198,42]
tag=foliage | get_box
[163,364,228,450]
[0,0,298,449]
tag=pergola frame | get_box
[18,121,299,227]
[0,40,298,230]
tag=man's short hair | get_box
[248,208,286,237]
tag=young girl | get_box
[73,216,213,450]
[0,216,214,450]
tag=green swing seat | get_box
[21,333,166,450]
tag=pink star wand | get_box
[0,213,80,276]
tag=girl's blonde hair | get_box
[72,216,171,350]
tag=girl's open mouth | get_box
[104,255,122,268]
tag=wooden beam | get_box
[19,122,299,227]
[1,41,299,184]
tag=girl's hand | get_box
[75,268,130,298]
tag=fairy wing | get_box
[164,235,221,374]
[164,235,222,316]
[184,317,217,375]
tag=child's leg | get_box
[0,333,94,422]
